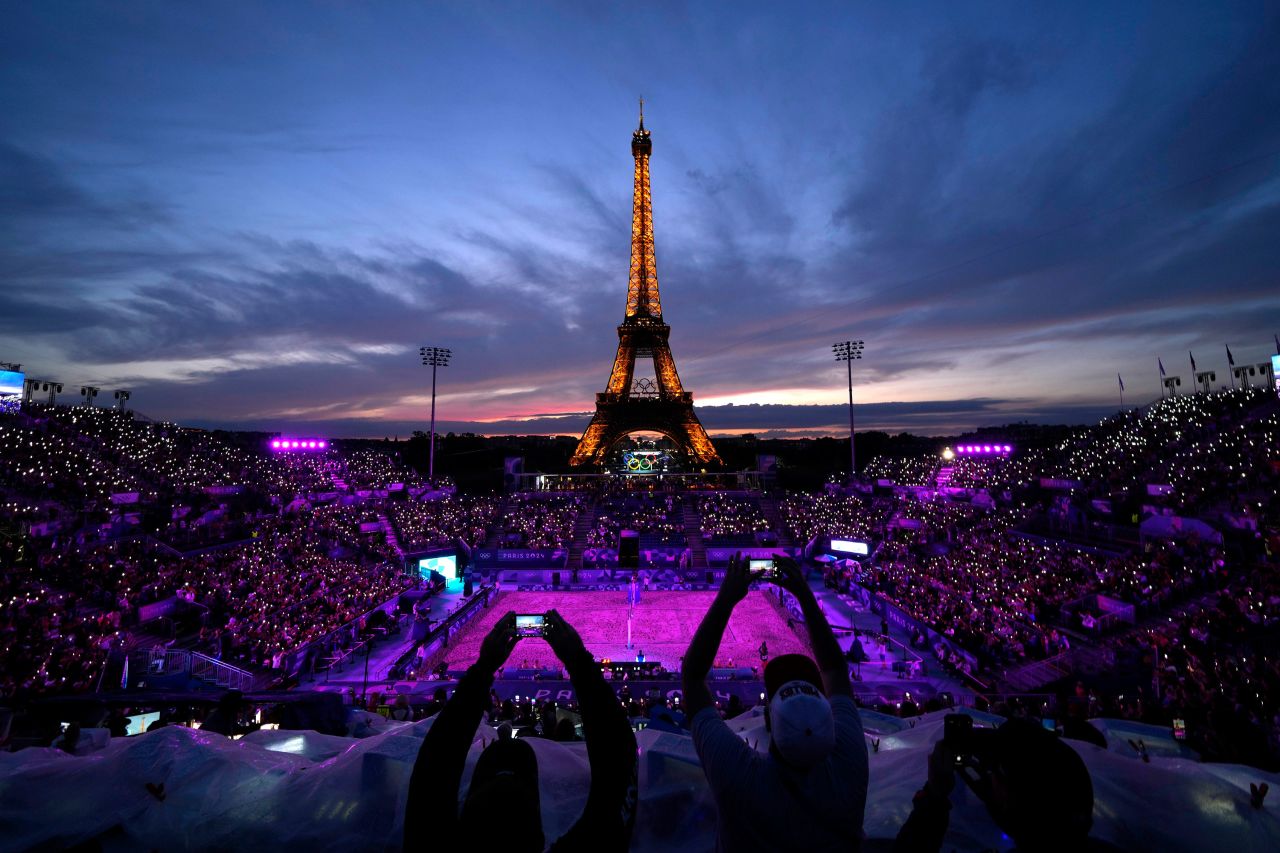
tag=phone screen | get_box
[1172,718,1186,741]
[515,614,546,638]
[748,558,774,574]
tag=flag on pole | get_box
[1117,373,1125,391]
[1159,357,1166,377]
[1189,351,1197,372]
[1226,344,1235,367]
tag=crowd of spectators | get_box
[696,493,769,540]
[777,491,880,544]
[586,493,685,549]
[390,495,499,552]
[494,495,584,549]
[3,387,1278,773]
[863,453,939,486]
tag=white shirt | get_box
[691,694,868,852]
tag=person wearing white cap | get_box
[683,554,868,852]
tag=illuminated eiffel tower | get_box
[570,102,722,468]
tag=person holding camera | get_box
[894,715,1115,852]
[404,610,637,853]
[683,554,868,852]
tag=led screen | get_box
[0,370,22,396]
[126,711,161,736]
[1273,355,1280,395]
[830,539,869,556]
[0,370,22,413]
[418,552,458,581]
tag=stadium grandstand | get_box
[1,389,1278,849]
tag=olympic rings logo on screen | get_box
[623,452,657,472]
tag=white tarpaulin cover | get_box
[1,709,1277,851]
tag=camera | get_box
[515,614,547,638]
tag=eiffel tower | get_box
[570,102,722,468]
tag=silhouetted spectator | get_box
[404,610,637,852]
[201,690,244,736]
[894,717,1112,851]
[684,555,867,851]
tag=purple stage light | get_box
[955,443,1013,455]
[269,437,330,453]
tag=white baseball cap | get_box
[768,679,836,767]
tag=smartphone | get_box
[1172,718,1186,741]
[943,713,973,766]
[515,614,547,638]
[749,558,781,579]
[1041,717,1057,732]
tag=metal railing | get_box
[190,652,259,691]
[135,648,260,691]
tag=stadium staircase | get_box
[377,511,404,558]
[756,495,795,550]
[935,466,953,488]
[484,496,512,548]
[565,499,597,570]
[998,650,1073,693]
[683,504,708,569]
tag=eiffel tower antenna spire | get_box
[570,108,721,468]
[628,95,658,318]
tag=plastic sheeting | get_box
[1,709,1277,852]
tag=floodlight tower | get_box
[80,386,100,407]
[832,340,865,484]
[114,390,131,411]
[419,346,452,484]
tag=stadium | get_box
[5,5,1280,851]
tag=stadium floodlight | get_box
[420,346,453,484]
[832,340,865,485]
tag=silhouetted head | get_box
[762,654,835,768]
[967,718,1095,848]
[459,737,543,852]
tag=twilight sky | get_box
[3,1,1278,438]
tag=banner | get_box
[484,678,765,705]
[1039,478,1083,490]
[705,547,795,564]
[473,548,567,568]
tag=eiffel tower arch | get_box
[570,103,722,468]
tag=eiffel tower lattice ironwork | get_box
[570,103,722,468]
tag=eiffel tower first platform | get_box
[569,104,722,468]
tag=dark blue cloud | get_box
[1,1,1277,437]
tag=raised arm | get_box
[681,555,751,717]
[543,609,638,852]
[404,612,516,850]
[771,556,852,697]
